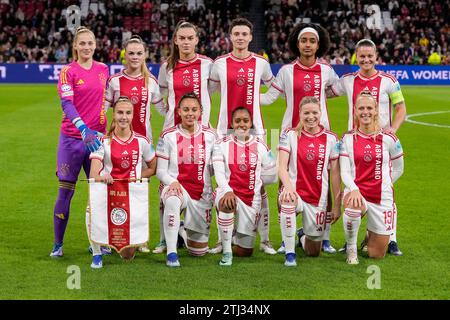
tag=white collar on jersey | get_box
[112,131,135,144]
[301,125,325,137]
[295,58,318,69]
[122,70,143,80]
[178,122,200,137]
[231,134,255,145]
[357,70,380,80]
[178,53,198,64]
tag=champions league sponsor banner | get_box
[272,64,450,85]
[89,179,149,253]
[0,63,449,85]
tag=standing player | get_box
[158,21,214,129]
[209,17,277,255]
[331,39,407,255]
[156,93,217,267]
[50,26,109,257]
[339,90,404,264]
[213,107,277,266]
[89,97,156,268]
[260,23,339,253]
[106,35,166,143]
[155,22,214,254]
[106,35,166,253]
[278,97,341,266]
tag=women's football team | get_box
[51,20,405,268]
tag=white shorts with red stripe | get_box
[161,184,213,236]
[344,189,396,236]
[215,187,259,237]
[278,186,328,239]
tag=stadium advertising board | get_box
[0,63,449,85]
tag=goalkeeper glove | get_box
[73,118,102,153]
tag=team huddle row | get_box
[51,17,406,269]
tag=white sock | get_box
[280,204,296,254]
[163,196,181,255]
[215,209,222,243]
[323,211,332,241]
[343,208,361,246]
[258,192,270,243]
[390,209,397,242]
[85,206,101,256]
[218,211,234,253]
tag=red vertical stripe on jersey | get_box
[110,138,140,180]
[176,132,205,200]
[226,57,257,128]
[353,134,383,204]
[293,64,322,128]
[173,59,203,125]
[107,181,131,252]
[228,140,258,206]
[352,76,382,128]
[296,133,327,206]
[119,77,148,137]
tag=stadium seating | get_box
[0,0,448,65]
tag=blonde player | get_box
[331,39,407,255]
[156,93,217,267]
[340,90,404,264]
[155,22,214,254]
[213,107,277,266]
[260,23,340,254]
[89,97,156,268]
[209,17,276,255]
[105,35,166,253]
[106,35,166,142]
[51,27,109,257]
[278,97,341,267]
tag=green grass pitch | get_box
[0,84,449,300]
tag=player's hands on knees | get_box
[220,192,236,212]
[280,186,297,204]
[168,181,183,196]
[79,124,102,152]
[345,189,364,209]
[330,206,341,224]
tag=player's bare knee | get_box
[186,231,209,256]
[233,245,253,257]
[120,247,136,260]
[304,236,322,257]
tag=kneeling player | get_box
[278,97,341,266]
[213,107,277,266]
[89,97,156,268]
[340,90,404,264]
[156,93,217,267]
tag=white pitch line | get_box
[405,111,450,128]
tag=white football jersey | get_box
[278,126,339,208]
[340,130,404,205]
[156,124,217,201]
[212,135,276,209]
[158,54,213,129]
[332,71,405,130]
[105,71,165,141]
[210,52,274,136]
[90,132,155,180]
[268,59,339,130]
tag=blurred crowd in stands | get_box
[0,0,448,65]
